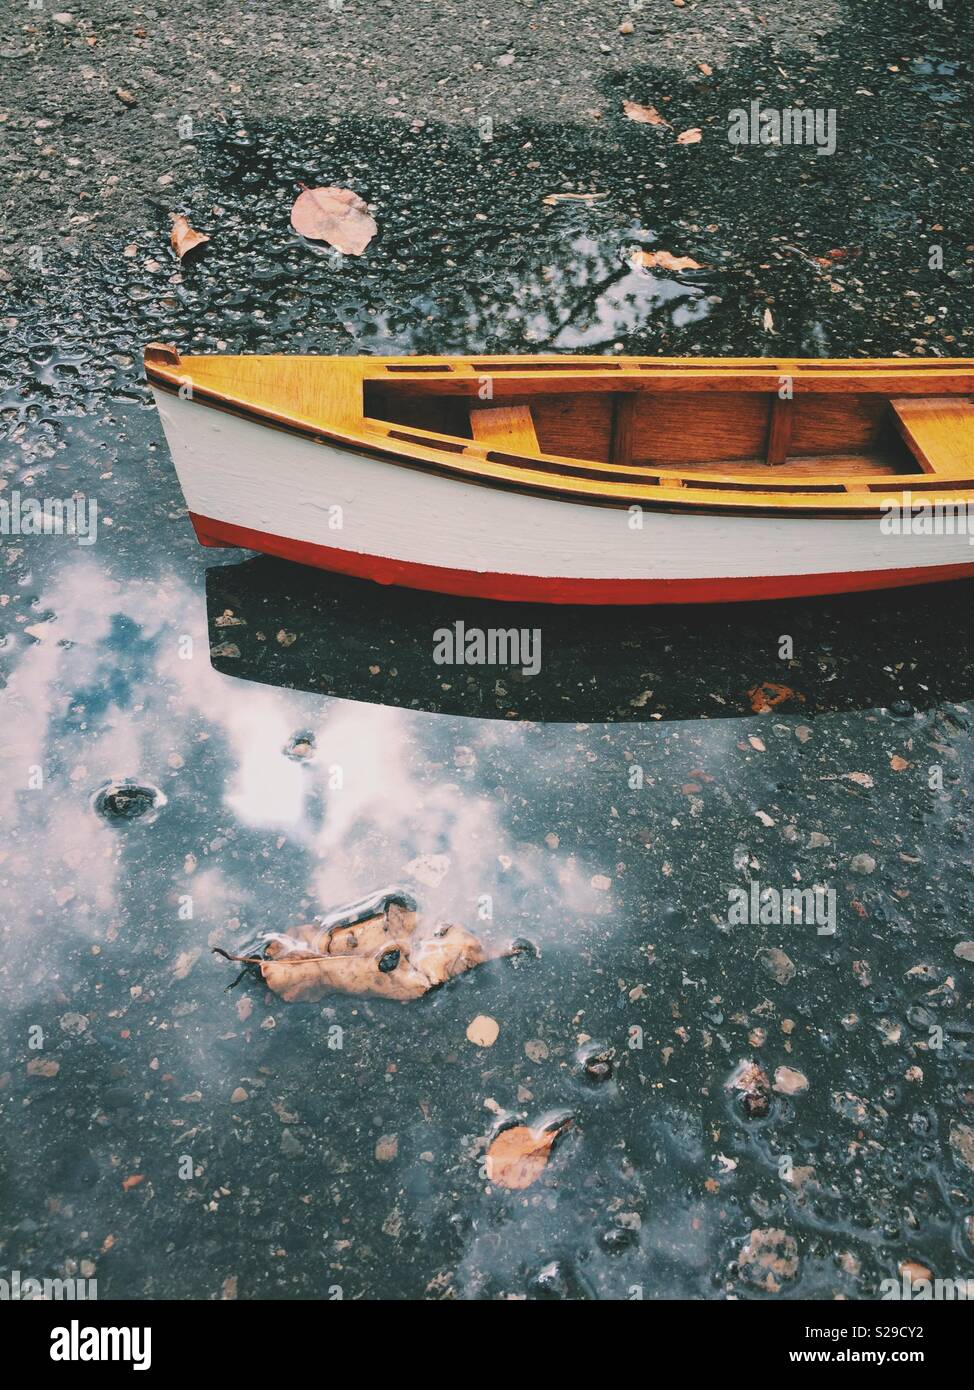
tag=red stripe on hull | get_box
[189,512,974,606]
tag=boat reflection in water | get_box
[205,556,974,723]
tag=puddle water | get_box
[2,35,974,1299]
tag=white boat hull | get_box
[153,388,974,604]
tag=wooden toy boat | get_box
[145,345,974,604]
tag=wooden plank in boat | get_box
[610,395,638,467]
[374,368,974,397]
[634,393,769,465]
[469,405,540,453]
[765,396,793,465]
[890,398,974,476]
[790,393,890,455]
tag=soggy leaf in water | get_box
[739,1227,800,1290]
[629,248,704,273]
[485,1117,572,1190]
[623,100,671,127]
[290,184,377,255]
[214,889,509,1003]
[170,214,210,261]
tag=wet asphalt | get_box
[1,1,973,1300]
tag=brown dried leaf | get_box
[290,184,377,256]
[727,1059,770,1096]
[623,100,671,127]
[257,908,492,1003]
[485,1118,572,1190]
[630,248,704,273]
[170,214,210,261]
[773,1065,809,1096]
[739,1227,800,1286]
[747,681,803,713]
[27,1058,59,1078]
[466,1014,500,1047]
[541,191,609,206]
[677,127,703,145]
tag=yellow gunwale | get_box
[144,347,974,516]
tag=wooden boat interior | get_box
[364,362,974,485]
[145,348,974,503]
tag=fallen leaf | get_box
[950,1122,974,1171]
[541,191,608,205]
[215,889,508,1004]
[485,1117,572,1190]
[27,1059,59,1078]
[676,127,703,145]
[726,1059,771,1117]
[747,681,802,713]
[375,1134,398,1162]
[739,1227,800,1287]
[698,62,713,76]
[814,247,856,266]
[406,853,450,887]
[114,87,137,107]
[844,771,874,788]
[759,947,796,984]
[629,248,704,272]
[773,1065,809,1095]
[122,1174,145,1192]
[763,307,775,332]
[853,959,872,986]
[466,1014,500,1047]
[172,948,201,980]
[623,100,671,127]
[290,184,377,256]
[889,754,910,772]
[727,1059,770,1095]
[170,214,210,261]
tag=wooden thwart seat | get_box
[470,405,539,454]
[890,397,974,477]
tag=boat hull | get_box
[154,389,974,605]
